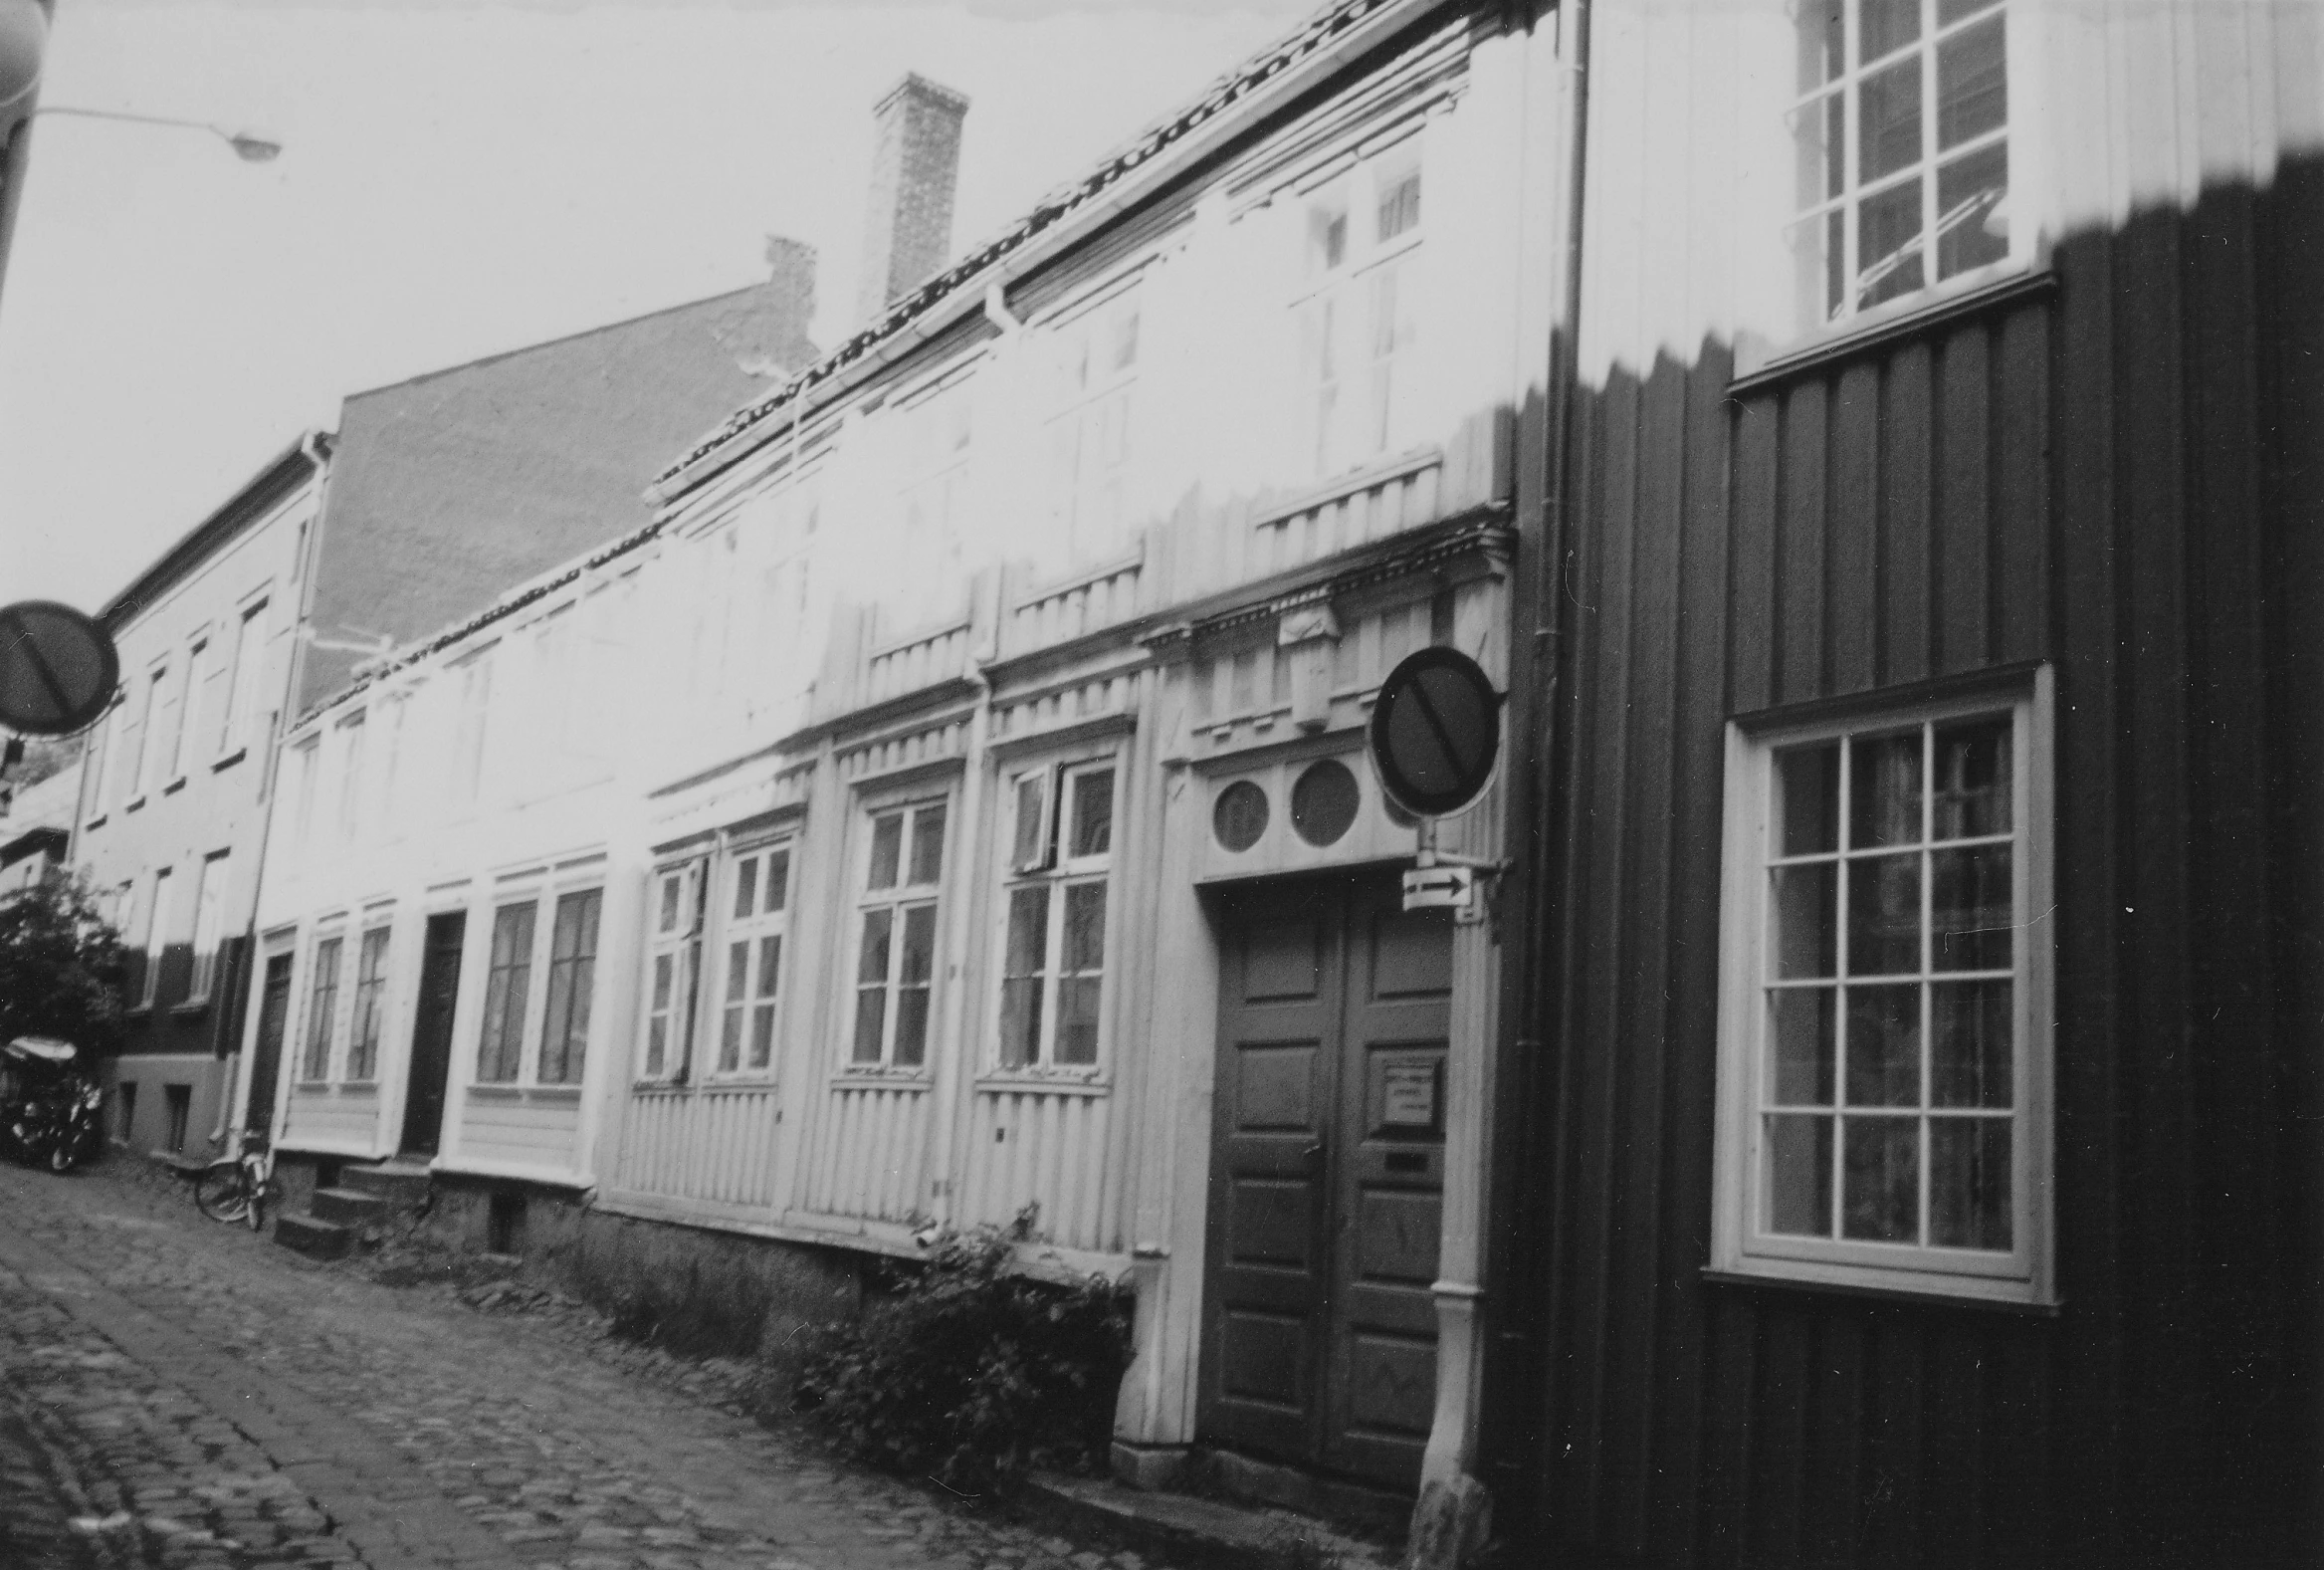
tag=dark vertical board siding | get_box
[1605,351,1688,1551]
[1994,308,2050,664]
[1522,164,2316,1564]
[1879,342,1934,687]
[1935,327,1993,674]
[1777,382,1828,704]
[1827,363,1882,695]
[1650,340,1738,1570]
[1729,402,1781,714]
[1569,363,1642,1529]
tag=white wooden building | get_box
[243,0,1574,1531]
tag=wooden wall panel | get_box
[1504,141,2320,1568]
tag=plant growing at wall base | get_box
[792,1205,1133,1491]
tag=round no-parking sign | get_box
[0,600,119,737]
[1366,645,1502,819]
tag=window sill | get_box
[1729,264,2056,395]
[123,795,147,814]
[83,815,106,832]
[162,776,188,796]
[124,1004,152,1018]
[976,1071,1109,1097]
[830,1071,932,1092]
[469,1082,582,1100]
[466,1081,524,1097]
[1701,1264,2059,1318]
[528,1083,584,1098]
[212,748,247,773]
[168,999,210,1018]
[698,1076,778,1093]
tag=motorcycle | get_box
[2,1036,104,1173]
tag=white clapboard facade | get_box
[243,0,1572,1516]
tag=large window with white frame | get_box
[890,376,972,628]
[1297,137,1422,479]
[1712,674,2052,1304]
[1788,0,2010,333]
[640,858,707,1082]
[995,760,1115,1072]
[713,840,790,1077]
[850,798,947,1071]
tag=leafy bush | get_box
[0,872,125,1053]
[792,1206,1133,1490]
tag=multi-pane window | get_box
[138,866,173,1009]
[538,887,601,1085]
[998,764,1114,1070]
[852,801,947,1069]
[1715,683,2049,1302]
[222,599,269,756]
[146,660,182,792]
[301,932,343,1081]
[187,851,229,1003]
[475,901,536,1084]
[1790,0,2009,328]
[346,925,390,1081]
[1043,290,1139,562]
[1300,144,1422,477]
[642,860,706,1080]
[716,844,789,1075]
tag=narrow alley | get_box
[0,1161,1164,1570]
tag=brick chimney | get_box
[855,74,968,324]
[713,235,819,378]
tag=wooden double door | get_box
[1200,874,1452,1492]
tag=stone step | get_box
[1017,1472,1398,1570]
[337,1161,433,1207]
[274,1213,351,1261]
[309,1187,387,1228]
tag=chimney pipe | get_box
[855,73,968,325]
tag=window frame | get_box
[845,794,951,1076]
[298,925,346,1084]
[136,865,174,1010]
[638,857,708,1085]
[1040,283,1142,565]
[1709,668,2055,1307]
[535,884,603,1087]
[220,596,270,762]
[707,837,792,1082]
[991,757,1119,1081]
[185,850,230,1005]
[474,895,539,1086]
[344,921,391,1084]
[1292,131,1425,480]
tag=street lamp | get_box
[32,106,280,162]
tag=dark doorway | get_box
[401,912,465,1156]
[1200,874,1451,1492]
[245,952,294,1137]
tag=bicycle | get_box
[193,1129,273,1231]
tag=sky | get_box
[0,0,1318,611]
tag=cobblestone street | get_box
[0,1160,1171,1570]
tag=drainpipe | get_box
[210,429,331,1151]
[1482,0,1588,1535]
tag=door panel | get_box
[1326,899,1450,1484]
[401,913,464,1156]
[1201,879,1451,1492]
[245,954,293,1135]
[1204,905,1337,1462]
